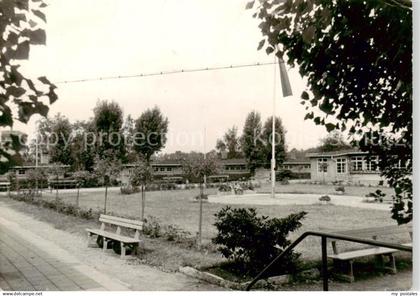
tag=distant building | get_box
[209,158,250,182]
[279,160,311,179]
[306,149,385,185]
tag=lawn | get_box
[34,182,404,260]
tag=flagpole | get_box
[272,46,293,199]
[271,55,277,199]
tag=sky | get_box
[15,0,329,153]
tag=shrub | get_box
[79,208,95,220]
[280,178,290,185]
[193,194,208,201]
[63,204,79,216]
[143,215,162,238]
[218,184,231,192]
[365,189,385,203]
[335,186,345,193]
[212,207,306,276]
[163,224,191,242]
[319,195,331,203]
[276,169,293,181]
[120,185,140,195]
[160,183,177,190]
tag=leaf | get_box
[301,91,310,100]
[257,39,265,51]
[29,29,46,45]
[6,86,26,98]
[13,41,30,60]
[38,76,51,85]
[245,1,255,10]
[302,25,316,44]
[304,112,314,120]
[266,46,275,55]
[32,9,46,22]
[325,123,336,132]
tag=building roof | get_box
[282,160,311,165]
[306,149,368,158]
[218,158,247,165]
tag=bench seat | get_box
[86,228,141,244]
[328,247,397,261]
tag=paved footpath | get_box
[0,216,129,291]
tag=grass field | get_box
[33,183,405,260]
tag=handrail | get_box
[246,231,412,291]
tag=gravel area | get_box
[209,193,392,211]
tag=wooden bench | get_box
[86,214,144,259]
[328,224,412,282]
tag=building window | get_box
[160,167,165,171]
[336,158,347,174]
[18,169,26,175]
[351,156,364,171]
[154,167,158,172]
[366,156,379,171]
[317,158,328,172]
[167,167,172,172]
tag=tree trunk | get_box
[55,174,59,209]
[141,185,145,221]
[76,184,80,208]
[104,185,108,214]
[198,182,203,249]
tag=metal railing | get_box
[246,231,413,291]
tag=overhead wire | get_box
[54,61,276,84]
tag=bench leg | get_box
[120,242,126,259]
[386,254,397,274]
[348,260,355,283]
[103,238,109,252]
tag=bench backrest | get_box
[330,224,412,255]
[99,214,143,231]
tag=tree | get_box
[262,116,287,169]
[318,131,352,152]
[122,115,137,162]
[0,0,58,174]
[93,153,122,214]
[216,126,242,159]
[129,161,153,220]
[37,114,73,165]
[182,153,219,247]
[215,139,227,157]
[134,106,169,163]
[71,120,96,171]
[241,111,265,174]
[93,100,125,160]
[248,0,412,224]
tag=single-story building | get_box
[306,149,386,186]
[279,160,311,179]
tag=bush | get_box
[193,194,208,201]
[212,207,306,276]
[218,184,231,192]
[319,195,331,203]
[163,224,191,242]
[160,183,177,190]
[143,216,162,238]
[365,189,385,203]
[276,170,293,181]
[120,185,140,195]
[335,186,345,193]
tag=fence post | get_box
[322,236,329,291]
